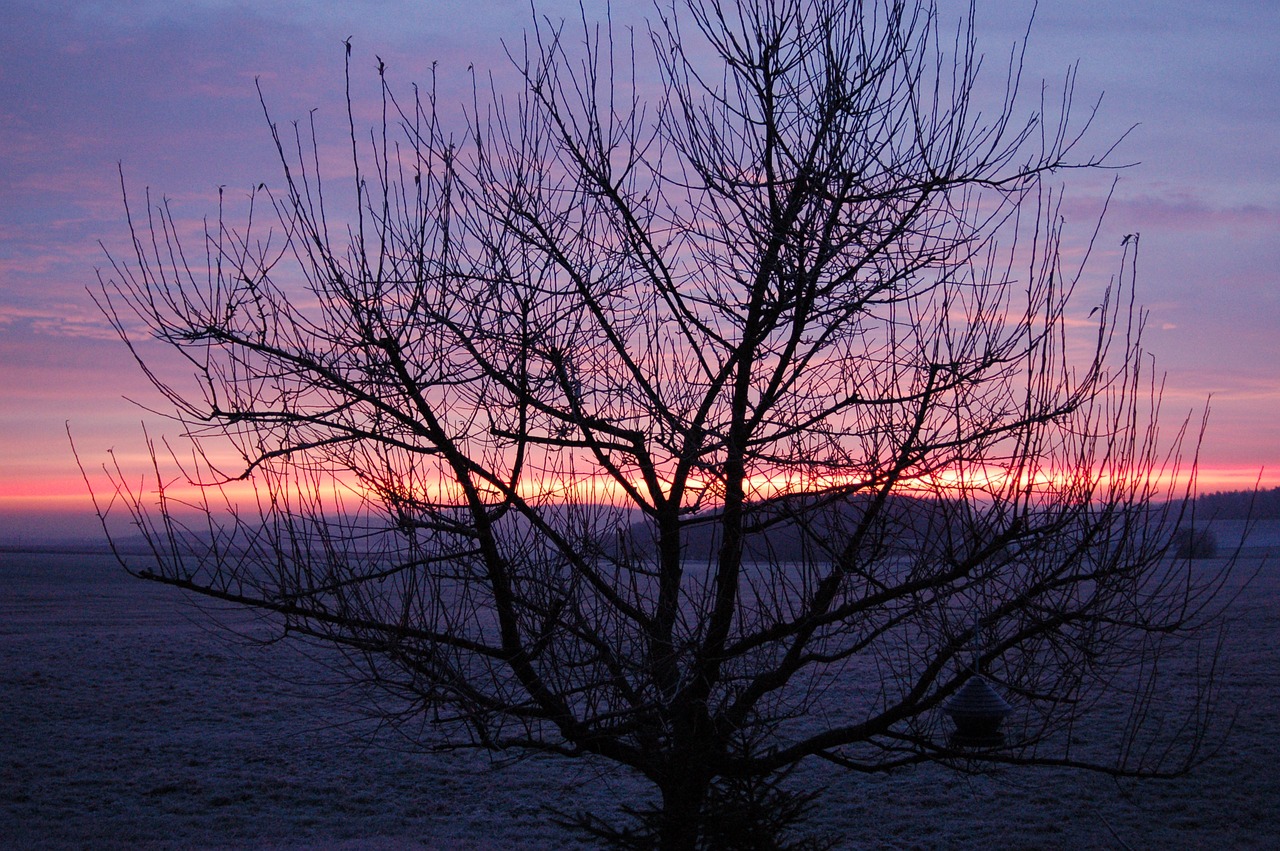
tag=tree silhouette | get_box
[88,1,1232,847]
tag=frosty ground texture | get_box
[3,528,1279,849]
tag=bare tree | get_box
[87,1,1233,847]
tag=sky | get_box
[1,0,1277,540]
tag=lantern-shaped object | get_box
[944,675,1012,747]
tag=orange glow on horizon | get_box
[11,464,1274,518]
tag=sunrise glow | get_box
[2,0,1277,544]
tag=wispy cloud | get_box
[0,304,119,342]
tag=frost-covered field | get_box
[3,534,1279,850]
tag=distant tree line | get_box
[1190,487,1280,520]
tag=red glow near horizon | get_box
[11,464,1273,518]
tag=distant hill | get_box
[619,487,1280,563]
[1191,487,1280,520]
[617,492,966,563]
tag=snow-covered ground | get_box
[3,532,1279,849]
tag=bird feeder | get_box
[944,674,1012,747]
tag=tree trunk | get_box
[658,768,711,851]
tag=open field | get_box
[3,528,1279,849]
